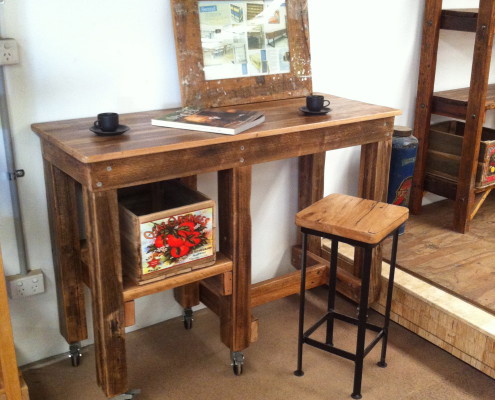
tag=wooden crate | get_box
[426,120,495,188]
[119,181,215,285]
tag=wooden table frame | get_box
[33,95,399,398]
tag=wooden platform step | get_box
[335,242,495,379]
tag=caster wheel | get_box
[182,308,193,330]
[232,362,243,376]
[69,343,82,367]
[231,351,244,376]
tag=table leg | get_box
[357,136,393,302]
[217,167,252,351]
[82,188,127,398]
[173,176,201,311]
[42,161,87,344]
[297,153,326,256]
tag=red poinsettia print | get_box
[145,213,210,269]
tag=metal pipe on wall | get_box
[0,57,30,275]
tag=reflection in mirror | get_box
[198,1,290,80]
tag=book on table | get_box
[151,107,265,135]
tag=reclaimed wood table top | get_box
[32,94,400,164]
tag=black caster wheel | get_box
[68,343,82,367]
[231,351,244,376]
[183,308,193,330]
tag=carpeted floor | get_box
[23,287,495,400]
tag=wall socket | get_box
[7,269,45,299]
[0,39,19,65]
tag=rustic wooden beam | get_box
[454,0,495,233]
[297,153,326,255]
[82,188,127,397]
[410,0,443,214]
[43,161,87,344]
[218,167,252,351]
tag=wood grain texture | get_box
[123,253,232,302]
[42,161,87,343]
[33,94,399,398]
[82,188,127,397]
[174,176,201,309]
[124,301,135,328]
[0,248,23,400]
[410,0,443,214]
[171,0,312,107]
[381,193,495,315]
[296,194,408,245]
[297,153,325,255]
[218,167,252,351]
[32,95,399,165]
[291,245,362,302]
[432,84,495,119]
[454,0,495,233]
[357,137,393,302]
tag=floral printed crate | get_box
[119,181,215,285]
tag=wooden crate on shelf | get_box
[426,120,495,188]
[119,181,216,285]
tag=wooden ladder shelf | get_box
[410,1,495,233]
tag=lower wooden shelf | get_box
[424,173,494,220]
[123,252,232,302]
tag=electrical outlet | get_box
[7,269,45,299]
[0,39,19,65]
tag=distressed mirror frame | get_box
[171,0,312,108]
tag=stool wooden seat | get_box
[294,194,408,399]
[295,194,409,244]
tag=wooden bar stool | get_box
[293,194,409,399]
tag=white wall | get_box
[0,0,490,366]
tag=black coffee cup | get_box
[94,112,119,132]
[306,95,330,112]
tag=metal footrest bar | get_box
[363,330,385,358]
[304,337,356,362]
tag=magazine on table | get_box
[151,107,265,135]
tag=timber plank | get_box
[218,167,252,351]
[0,248,23,400]
[32,95,399,164]
[432,84,495,119]
[42,161,87,343]
[382,194,495,315]
[358,138,393,302]
[454,0,495,233]
[297,153,325,256]
[122,253,232,302]
[410,0,443,214]
[82,188,127,397]
[441,9,479,32]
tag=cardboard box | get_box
[119,181,215,285]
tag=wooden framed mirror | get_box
[171,0,312,108]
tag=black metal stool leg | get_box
[351,247,373,400]
[294,233,308,377]
[326,239,339,345]
[378,228,399,368]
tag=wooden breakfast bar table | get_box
[32,94,400,398]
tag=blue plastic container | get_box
[387,126,418,234]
